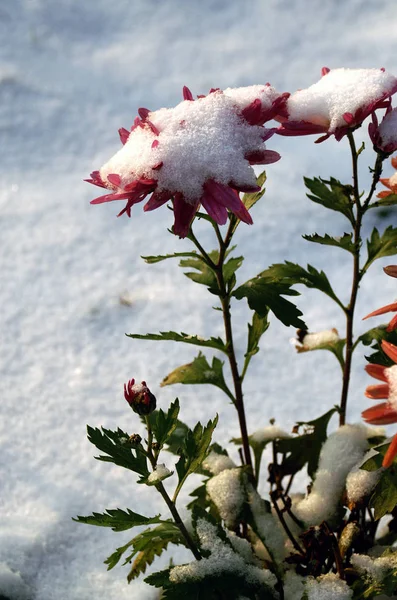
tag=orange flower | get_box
[362,340,397,467]
[377,156,397,199]
[363,265,397,332]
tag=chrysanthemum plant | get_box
[76,69,397,599]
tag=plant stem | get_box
[339,133,363,426]
[145,417,201,561]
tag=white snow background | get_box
[2,0,397,598]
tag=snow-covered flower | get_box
[124,378,156,415]
[277,67,397,142]
[86,86,282,237]
[362,340,397,467]
[369,107,397,155]
[375,156,397,199]
[293,327,340,352]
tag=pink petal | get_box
[172,194,199,237]
[183,86,194,101]
[107,173,121,187]
[144,191,172,212]
[200,191,228,225]
[118,128,130,145]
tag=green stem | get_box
[339,133,362,426]
[145,417,201,561]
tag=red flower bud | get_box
[124,379,156,415]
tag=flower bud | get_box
[124,378,156,415]
[128,433,142,446]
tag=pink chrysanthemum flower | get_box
[362,341,397,468]
[369,107,397,155]
[86,86,283,237]
[277,67,397,143]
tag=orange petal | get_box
[362,403,397,425]
[365,363,388,382]
[384,265,397,278]
[365,384,390,399]
[383,433,397,468]
[382,340,397,363]
[363,302,397,320]
[377,190,392,198]
[391,156,397,170]
[387,314,397,332]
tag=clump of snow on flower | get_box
[386,364,397,409]
[351,552,397,581]
[295,424,378,526]
[202,450,236,475]
[250,424,291,444]
[100,91,270,203]
[346,448,383,504]
[206,468,245,527]
[285,68,397,132]
[248,488,286,561]
[305,573,353,600]
[147,464,173,484]
[169,518,277,591]
[293,328,339,352]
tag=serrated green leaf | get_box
[174,416,218,498]
[242,311,270,379]
[141,251,202,264]
[233,277,305,328]
[303,232,355,254]
[104,539,135,570]
[277,408,337,478]
[258,261,344,310]
[304,176,355,225]
[362,443,397,519]
[223,255,243,290]
[87,426,149,480]
[179,253,220,294]
[127,523,186,582]
[364,226,397,271]
[360,328,397,366]
[152,399,180,449]
[369,192,397,209]
[230,171,267,236]
[126,331,227,353]
[73,508,163,532]
[161,353,234,402]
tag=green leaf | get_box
[174,416,218,497]
[141,251,201,264]
[304,176,355,225]
[126,331,227,353]
[303,232,355,254]
[258,261,344,309]
[369,192,397,209]
[161,353,234,402]
[362,444,397,519]
[179,253,220,294]
[242,311,270,378]
[230,171,267,236]
[242,171,267,211]
[126,523,186,582]
[359,328,397,367]
[223,255,243,291]
[73,508,163,532]
[277,408,338,479]
[152,399,180,449]
[87,426,149,480]
[233,277,305,328]
[364,226,397,271]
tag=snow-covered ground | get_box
[2,1,397,598]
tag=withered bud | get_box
[128,433,142,446]
[151,442,160,451]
